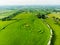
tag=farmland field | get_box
[0,11,51,45]
[0,9,18,19]
[0,6,60,45]
[46,13,60,45]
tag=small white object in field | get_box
[25,24,29,27]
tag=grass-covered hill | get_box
[0,12,51,45]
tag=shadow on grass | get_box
[50,30,56,45]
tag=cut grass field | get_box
[0,12,51,45]
[46,13,60,45]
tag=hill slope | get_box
[0,12,51,45]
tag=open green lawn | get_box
[0,12,51,45]
[46,14,60,45]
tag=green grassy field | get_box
[48,13,60,18]
[0,12,51,45]
[46,13,60,45]
[0,10,18,19]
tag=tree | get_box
[36,13,47,19]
